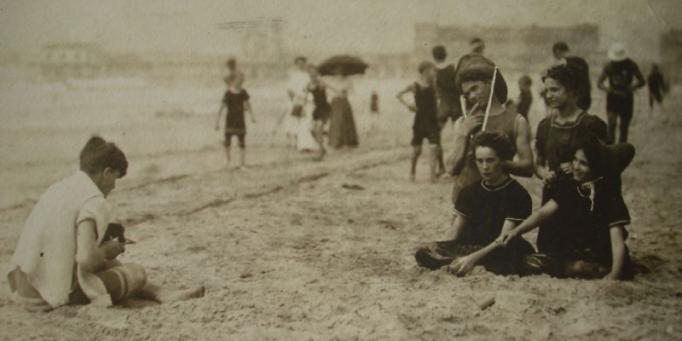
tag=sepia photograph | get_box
[0,0,681,339]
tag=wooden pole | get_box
[460,95,468,119]
[481,66,498,132]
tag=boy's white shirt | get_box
[7,171,112,308]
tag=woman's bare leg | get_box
[224,145,231,169]
[429,144,438,182]
[410,145,421,181]
[136,283,205,303]
[312,120,326,161]
[239,147,246,168]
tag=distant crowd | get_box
[216,56,361,166]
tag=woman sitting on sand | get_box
[415,132,535,276]
[500,134,636,280]
[7,136,204,311]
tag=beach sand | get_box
[0,77,681,340]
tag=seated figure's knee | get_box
[123,263,147,290]
[564,260,606,279]
[520,254,551,275]
[415,243,454,270]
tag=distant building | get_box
[0,50,20,66]
[413,23,602,75]
[39,43,149,80]
[40,43,106,79]
[661,29,682,84]
[216,17,288,80]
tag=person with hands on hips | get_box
[397,61,443,182]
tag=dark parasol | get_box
[318,55,368,76]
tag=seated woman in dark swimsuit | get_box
[501,134,636,280]
[415,132,535,276]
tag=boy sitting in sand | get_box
[215,73,256,169]
[415,132,535,276]
[7,136,204,311]
[397,61,443,182]
[500,134,636,280]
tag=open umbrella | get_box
[318,55,368,76]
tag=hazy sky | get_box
[0,0,679,59]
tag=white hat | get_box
[608,43,627,62]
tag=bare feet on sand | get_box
[314,150,326,162]
[435,168,445,178]
[157,286,206,303]
[138,285,206,303]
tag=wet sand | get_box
[0,82,681,340]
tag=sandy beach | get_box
[1,75,681,340]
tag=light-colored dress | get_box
[297,111,318,151]
[285,69,318,151]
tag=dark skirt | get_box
[328,96,359,148]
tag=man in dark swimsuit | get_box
[431,45,458,176]
[432,45,461,127]
[397,61,441,182]
[597,43,645,143]
[515,75,533,119]
[307,65,331,161]
[647,64,667,114]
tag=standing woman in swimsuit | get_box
[307,65,331,161]
[536,64,609,196]
[535,64,609,255]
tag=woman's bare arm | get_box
[451,219,519,276]
[450,214,467,241]
[606,226,627,280]
[215,103,226,130]
[597,71,609,92]
[396,84,415,111]
[503,116,534,177]
[245,100,255,123]
[501,199,559,244]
